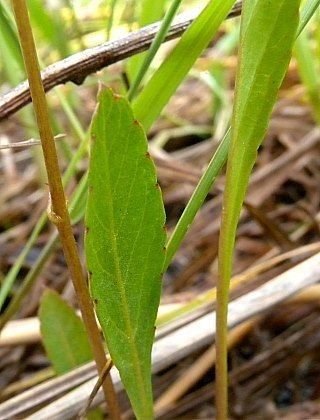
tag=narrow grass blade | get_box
[162,0,319,273]
[295,29,320,124]
[165,129,230,270]
[39,290,93,374]
[299,0,320,33]
[85,88,166,419]
[127,0,183,101]
[132,0,236,130]
[106,0,119,40]
[216,0,300,418]
[127,0,167,80]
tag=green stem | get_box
[127,0,183,101]
[0,131,89,311]
[165,130,230,270]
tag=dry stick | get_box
[11,1,121,418]
[0,1,243,121]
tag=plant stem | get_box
[11,1,121,417]
[0,173,88,331]
[127,0,183,101]
[164,130,230,270]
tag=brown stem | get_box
[0,1,242,121]
[11,0,121,417]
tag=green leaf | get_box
[132,0,236,130]
[295,29,320,124]
[216,0,300,416]
[39,290,93,375]
[85,87,166,419]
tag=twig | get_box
[0,2,242,121]
[11,0,120,417]
[0,134,65,150]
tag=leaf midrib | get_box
[99,98,149,413]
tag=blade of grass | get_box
[299,0,320,32]
[11,1,120,416]
[0,2,90,311]
[106,0,119,40]
[127,0,184,101]
[127,0,167,81]
[164,129,230,270]
[164,0,317,293]
[0,171,88,331]
[216,1,300,418]
[132,0,236,130]
[0,130,89,312]
[295,28,320,124]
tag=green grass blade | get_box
[216,1,300,418]
[127,0,183,101]
[85,88,166,419]
[106,0,119,40]
[132,0,236,130]
[165,129,230,270]
[0,171,88,331]
[127,0,167,81]
[39,290,93,374]
[295,29,320,124]
[299,0,320,33]
[163,1,317,274]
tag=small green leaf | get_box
[85,87,166,419]
[216,0,300,416]
[39,290,93,375]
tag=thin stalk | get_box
[164,130,230,270]
[11,1,121,417]
[127,0,183,101]
[0,173,88,331]
[0,131,89,312]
